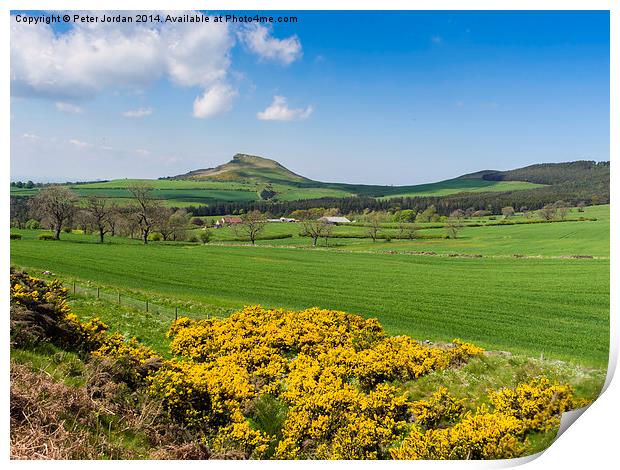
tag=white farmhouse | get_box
[318,216,351,224]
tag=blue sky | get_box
[10,10,609,184]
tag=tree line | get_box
[11,185,191,244]
[183,185,607,219]
[10,186,276,246]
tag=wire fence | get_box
[68,280,210,322]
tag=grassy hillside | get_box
[172,153,313,183]
[10,209,609,366]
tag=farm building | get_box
[318,216,351,224]
[215,216,243,228]
[267,217,298,223]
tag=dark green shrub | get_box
[190,217,205,226]
[10,233,22,240]
[188,235,199,243]
[38,233,55,241]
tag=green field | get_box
[10,175,543,207]
[10,207,609,366]
[195,205,609,258]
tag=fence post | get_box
[146,300,149,313]
[97,287,100,299]
[118,292,121,305]
[175,307,178,321]
[73,281,76,294]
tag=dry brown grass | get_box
[10,362,121,459]
[10,360,213,460]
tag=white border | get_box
[2,1,616,469]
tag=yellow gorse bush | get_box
[11,271,160,372]
[488,377,575,432]
[211,410,271,459]
[410,386,467,429]
[154,306,485,459]
[390,406,527,460]
[11,274,581,460]
[390,377,580,460]
[11,273,71,317]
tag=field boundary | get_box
[206,242,608,260]
[68,280,210,322]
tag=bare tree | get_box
[106,203,121,237]
[397,222,417,240]
[577,201,586,213]
[554,201,570,220]
[127,184,163,244]
[538,204,557,221]
[365,212,384,242]
[445,212,464,239]
[155,207,175,241]
[450,209,465,221]
[28,186,78,240]
[83,196,112,243]
[321,222,334,246]
[117,209,141,239]
[169,209,191,241]
[501,206,515,219]
[301,219,332,246]
[10,196,30,229]
[233,210,266,245]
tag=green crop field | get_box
[10,174,543,206]
[195,205,609,258]
[10,206,609,367]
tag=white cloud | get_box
[11,11,235,116]
[68,139,91,149]
[257,95,313,122]
[123,107,154,118]
[21,133,40,140]
[193,83,237,118]
[240,24,302,65]
[134,148,150,156]
[55,102,83,114]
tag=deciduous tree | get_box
[83,196,112,243]
[28,186,78,240]
[234,210,266,245]
[127,184,163,244]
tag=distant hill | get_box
[11,155,609,216]
[172,154,313,184]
